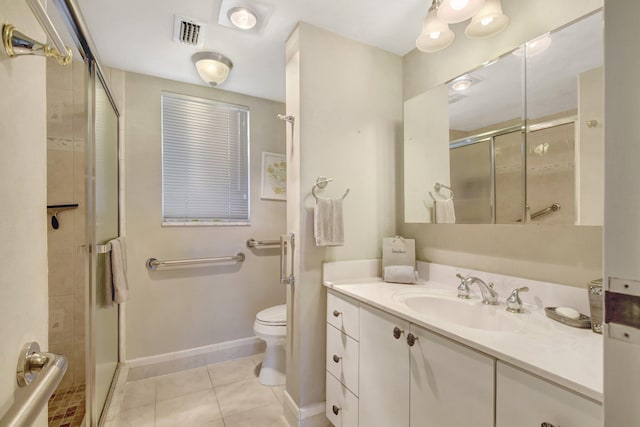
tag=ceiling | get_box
[70,0,428,102]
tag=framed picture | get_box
[261,152,287,201]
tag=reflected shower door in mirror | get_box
[403,9,603,225]
[526,11,603,225]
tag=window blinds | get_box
[161,93,249,223]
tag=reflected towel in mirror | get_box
[435,198,456,224]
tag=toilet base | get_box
[258,340,286,386]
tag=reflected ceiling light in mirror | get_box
[451,76,473,91]
[416,1,455,53]
[227,7,257,30]
[192,52,233,86]
[465,0,509,39]
[513,33,552,57]
[438,0,485,24]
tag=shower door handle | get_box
[280,233,295,285]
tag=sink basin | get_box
[394,289,527,333]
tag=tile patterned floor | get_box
[48,384,86,427]
[117,354,287,427]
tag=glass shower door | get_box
[91,66,120,423]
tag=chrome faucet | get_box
[456,274,499,305]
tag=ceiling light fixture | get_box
[192,52,233,86]
[227,6,257,30]
[416,1,455,53]
[465,0,509,39]
[437,0,485,24]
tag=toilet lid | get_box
[256,304,287,325]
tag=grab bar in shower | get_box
[247,238,281,248]
[516,203,561,222]
[0,342,68,427]
[146,253,246,270]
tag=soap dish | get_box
[545,307,592,329]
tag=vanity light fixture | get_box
[465,0,509,39]
[438,0,486,24]
[416,0,455,53]
[227,6,257,30]
[192,52,233,86]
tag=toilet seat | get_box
[256,304,286,326]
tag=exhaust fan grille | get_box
[174,16,206,47]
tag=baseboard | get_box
[284,390,330,427]
[126,336,265,381]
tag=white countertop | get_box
[324,277,603,402]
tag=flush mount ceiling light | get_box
[227,6,257,30]
[416,1,455,53]
[438,0,486,24]
[465,0,509,39]
[192,52,233,86]
[513,33,552,57]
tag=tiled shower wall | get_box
[47,58,87,389]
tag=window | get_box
[161,92,249,224]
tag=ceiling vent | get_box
[174,15,206,47]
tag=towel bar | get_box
[146,253,245,270]
[247,238,281,248]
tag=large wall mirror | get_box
[404,10,603,225]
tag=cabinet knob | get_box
[332,405,341,415]
[332,310,342,317]
[407,333,418,347]
[332,354,342,363]
[393,326,404,339]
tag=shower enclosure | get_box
[46,0,122,425]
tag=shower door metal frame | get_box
[51,0,122,425]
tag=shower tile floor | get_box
[48,384,86,427]
[116,354,287,427]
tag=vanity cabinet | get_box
[496,362,603,427]
[359,304,494,427]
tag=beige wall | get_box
[123,72,287,359]
[0,1,48,425]
[285,23,402,410]
[46,58,87,389]
[400,0,603,287]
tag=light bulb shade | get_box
[438,0,486,24]
[227,6,257,30]
[465,0,509,39]
[416,9,455,53]
[192,52,233,86]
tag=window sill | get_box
[161,221,251,227]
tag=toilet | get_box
[253,304,287,385]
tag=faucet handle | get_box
[456,273,470,299]
[506,287,529,313]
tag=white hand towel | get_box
[105,237,129,306]
[383,265,419,284]
[314,197,344,246]
[435,198,456,224]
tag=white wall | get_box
[401,0,603,287]
[0,1,49,425]
[123,72,286,359]
[285,22,402,415]
[603,2,640,424]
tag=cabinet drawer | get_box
[326,371,358,427]
[496,362,603,427]
[327,324,359,396]
[327,291,359,340]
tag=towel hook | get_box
[312,177,350,201]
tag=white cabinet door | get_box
[496,362,603,427]
[409,324,495,427]
[359,305,410,427]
